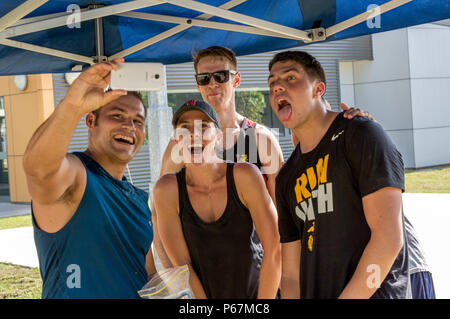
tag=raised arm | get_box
[234,163,281,299]
[23,59,126,231]
[153,174,207,299]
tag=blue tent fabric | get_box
[1,0,450,75]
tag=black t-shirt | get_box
[276,112,410,299]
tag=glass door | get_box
[0,97,9,200]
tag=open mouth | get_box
[277,98,291,111]
[189,145,204,155]
[113,134,135,145]
[277,98,293,122]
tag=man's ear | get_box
[86,112,96,128]
[233,72,241,88]
[314,81,326,99]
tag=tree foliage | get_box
[235,90,266,123]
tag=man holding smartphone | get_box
[23,59,156,298]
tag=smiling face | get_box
[87,94,146,164]
[268,59,325,130]
[195,56,240,111]
[174,110,220,165]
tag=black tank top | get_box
[176,163,263,299]
[219,118,268,183]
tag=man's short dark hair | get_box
[269,51,326,86]
[91,91,146,125]
[193,46,238,73]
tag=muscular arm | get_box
[338,187,404,299]
[153,174,207,299]
[23,60,126,232]
[280,240,301,299]
[23,102,84,204]
[235,163,281,299]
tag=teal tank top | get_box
[32,152,153,299]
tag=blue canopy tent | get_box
[0,0,450,76]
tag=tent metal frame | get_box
[0,0,412,66]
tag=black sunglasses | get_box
[195,70,237,86]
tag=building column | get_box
[0,74,54,202]
[146,67,173,201]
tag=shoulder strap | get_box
[226,162,250,212]
[175,168,188,217]
[240,118,262,169]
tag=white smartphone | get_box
[110,62,165,91]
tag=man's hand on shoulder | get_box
[339,103,375,121]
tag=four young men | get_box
[24,45,430,299]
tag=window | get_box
[0,97,9,197]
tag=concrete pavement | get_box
[402,193,450,299]
[1,193,449,298]
[0,202,30,218]
[0,226,38,268]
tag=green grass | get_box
[405,167,450,193]
[0,263,41,299]
[0,215,32,230]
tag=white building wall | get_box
[338,61,355,108]
[407,24,450,168]
[340,23,450,168]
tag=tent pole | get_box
[0,0,160,40]
[326,0,412,37]
[117,12,299,40]
[89,4,107,63]
[0,38,94,65]
[0,0,48,33]
[10,8,90,28]
[160,0,310,41]
[109,0,248,60]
